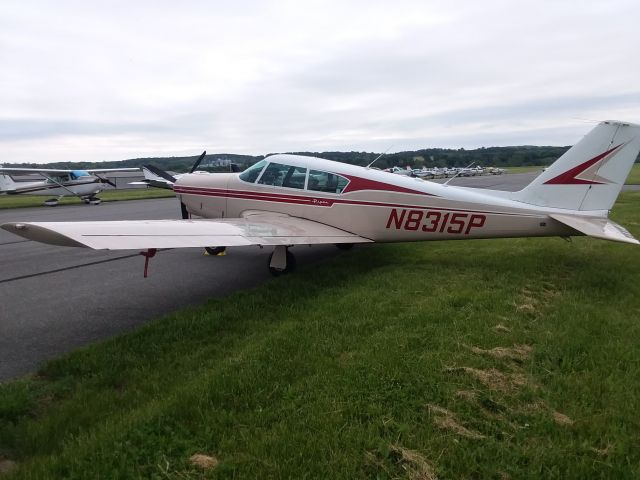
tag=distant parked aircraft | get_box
[0,167,140,206]
[3,121,639,277]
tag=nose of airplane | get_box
[176,172,234,190]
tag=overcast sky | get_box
[2,0,639,163]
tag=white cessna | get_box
[2,121,639,275]
[0,167,140,206]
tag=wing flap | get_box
[1,215,372,250]
[550,213,639,245]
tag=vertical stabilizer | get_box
[511,121,640,211]
[0,172,18,192]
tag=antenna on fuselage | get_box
[366,145,395,169]
[443,161,476,186]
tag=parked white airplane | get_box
[2,121,639,276]
[0,167,140,205]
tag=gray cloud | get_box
[1,0,639,162]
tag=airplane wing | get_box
[1,212,372,250]
[0,167,139,175]
[550,214,639,245]
[86,168,141,173]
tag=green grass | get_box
[1,192,640,479]
[502,165,546,174]
[0,188,174,209]
[626,163,640,184]
[504,163,640,181]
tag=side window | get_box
[282,166,307,189]
[239,160,267,183]
[257,163,307,189]
[307,170,349,193]
[257,163,288,186]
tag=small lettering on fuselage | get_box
[385,208,486,234]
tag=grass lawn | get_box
[1,192,639,478]
[503,165,546,174]
[504,163,640,182]
[625,163,640,184]
[0,188,174,209]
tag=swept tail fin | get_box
[511,121,640,211]
[0,172,18,192]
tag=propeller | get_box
[180,151,206,219]
[189,151,207,173]
[144,164,177,184]
[180,202,190,219]
[94,174,117,188]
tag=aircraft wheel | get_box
[89,198,102,205]
[205,246,226,256]
[335,243,354,250]
[44,199,58,207]
[268,249,296,276]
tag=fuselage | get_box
[174,154,585,242]
[6,177,102,197]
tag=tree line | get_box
[7,145,638,173]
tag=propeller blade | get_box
[189,151,207,173]
[180,202,190,219]
[144,164,177,183]
[94,174,117,188]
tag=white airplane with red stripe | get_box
[2,120,639,275]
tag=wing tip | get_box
[1,222,87,247]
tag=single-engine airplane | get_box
[0,166,141,206]
[2,121,639,276]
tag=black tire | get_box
[268,249,296,276]
[335,243,354,251]
[205,246,226,255]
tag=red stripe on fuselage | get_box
[173,185,536,217]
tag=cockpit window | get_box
[307,170,349,193]
[258,163,307,189]
[239,160,267,183]
[46,174,69,184]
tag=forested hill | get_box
[3,144,613,172]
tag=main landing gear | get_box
[203,245,295,276]
[83,196,102,205]
[267,245,296,276]
[204,246,226,256]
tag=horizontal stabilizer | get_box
[550,214,639,245]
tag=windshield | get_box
[239,160,267,183]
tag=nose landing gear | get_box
[83,195,101,205]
